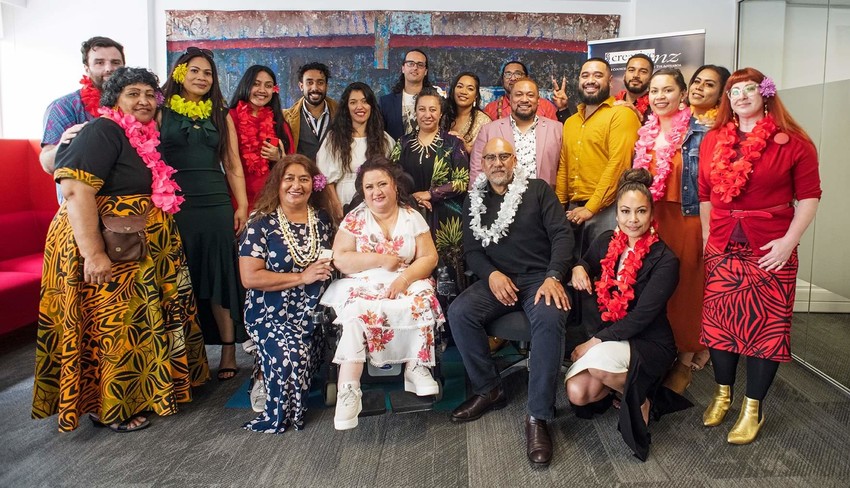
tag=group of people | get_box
[33,36,821,469]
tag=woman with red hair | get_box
[698,68,821,444]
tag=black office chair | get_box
[485,311,534,378]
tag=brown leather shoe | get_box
[450,385,507,423]
[525,415,552,467]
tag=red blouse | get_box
[698,129,821,256]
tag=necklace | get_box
[411,130,442,164]
[595,227,659,322]
[692,106,718,126]
[710,115,777,203]
[233,101,276,176]
[98,107,183,213]
[168,94,212,120]
[632,107,691,200]
[468,164,529,247]
[276,206,320,268]
[79,76,102,118]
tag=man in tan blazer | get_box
[282,62,338,161]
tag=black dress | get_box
[573,230,681,461]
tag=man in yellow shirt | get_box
[556,58,641,258]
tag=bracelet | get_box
[399,275,410,287]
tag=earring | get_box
[764,105,769,116]
[733,113,740,128]
[679,101,686,111]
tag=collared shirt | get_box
[509,115,538,178]
[42,90,93,146]
[555,96,641,213]
[301,100,330,141]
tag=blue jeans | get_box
[448,273,567,420]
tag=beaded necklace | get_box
[276,206,320,267]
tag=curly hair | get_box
[325,82,389,173]
[100,67,161,107]
[228,65,291,154]
[250,154,333,221]
[298,62,331,82]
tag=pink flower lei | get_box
[632,106,691,200]
[98,107,184,213]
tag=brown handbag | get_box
[100,213,148,262]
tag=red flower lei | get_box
[595,227,659,322]
[616,90,649,118]
[709,115,777,203]
[79,76,102,118]
[233,100,276,176]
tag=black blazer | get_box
[379,92,405,140]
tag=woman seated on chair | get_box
[238,154,334,433]
[320,157,444,431]
[565,168,680,462]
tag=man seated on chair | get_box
[448,137,574,467]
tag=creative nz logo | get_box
[606,49,683,66]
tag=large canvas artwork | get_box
[166,10,619,107]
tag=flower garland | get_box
[632,107,691,200]
[172,63,188,83]
[595,226,659,322]
[233,100,276,176]
[617,90,649,118]
[98,107,184,213]
[276,205,320,267]
[692,106,718,127]
[709,115,777,203]
[168,94,212,120]
[467,164,529,247]
[79,76,102,118]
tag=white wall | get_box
[0,0,737,139]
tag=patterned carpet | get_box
[2,325,850,487]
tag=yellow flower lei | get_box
[168,94,212,120]
[692,106,718,126]
[172,63,188,83]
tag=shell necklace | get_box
[276,206,320,267]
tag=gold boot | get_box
[727,397,764,445]
[702,384,732,426]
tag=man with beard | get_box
[40,36,124,202]
[379,48,431,139]
[450,137,573,468]
[614,53,654,121]
[283,62,338,161]
[469,78,562,189]
[556,58,641,259]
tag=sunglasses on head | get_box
[185,46,214,58]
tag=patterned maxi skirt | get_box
[700,241,798,362]
[32,195,210,431]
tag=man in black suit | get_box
[378,49,431,140]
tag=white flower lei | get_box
[468,164,529,247]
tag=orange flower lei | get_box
[709,115,777,203]
[233,100,276,176]
[595,226,659,322]
[79,76,102,118]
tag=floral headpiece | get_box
[172,63,188,83]
[759,76,777,98]
[273,86,280,94]
[312,173,327,192]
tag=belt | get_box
[728,203,791,219]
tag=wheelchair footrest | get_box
[360,389,387,417]
[388,390,435,414]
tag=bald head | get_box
[481,138,517,193]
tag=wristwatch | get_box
[545,271,562,283]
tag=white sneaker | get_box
[404,364,440,396]
[334,383,363,430]
[250,378,266,413]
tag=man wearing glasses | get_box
[379,49,431,139]
[483,61,570,122]
[469,78,563,189]
[450,137,573,468]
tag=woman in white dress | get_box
[320,158,444,430]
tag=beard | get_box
[512,105,536,121]
[626,80,649,95]
[305,91,326,106]
[579,84,610,105]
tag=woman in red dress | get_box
[698,67,821,444]
[228,65,295,210]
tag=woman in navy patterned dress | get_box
[238,154,334,433]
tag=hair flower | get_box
[273,85,280,94]
[155,91,165,107]
[172,63,188,83]
[759,76,777,98]
[312,173,328,192]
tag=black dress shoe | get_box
[525,415,553,467]
[450,386,507,423]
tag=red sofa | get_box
[0,140,58,335]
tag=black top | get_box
[463,178,573,281]
[55,117,152,195]
[297,109,322,162]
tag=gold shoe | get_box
[703,384,732,427]
[727,397,764,445]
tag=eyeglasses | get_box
[503,70,526,80]
[186,46,214,59]
[727,84,759,100]
[403,60,427,69]
[482,153,514,163]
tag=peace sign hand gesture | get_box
[551,76,569,110]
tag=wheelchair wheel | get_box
[434,378,444,402]
[324,381,337,407]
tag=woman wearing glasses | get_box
[160,47,248,381]
[698,68,821,444]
